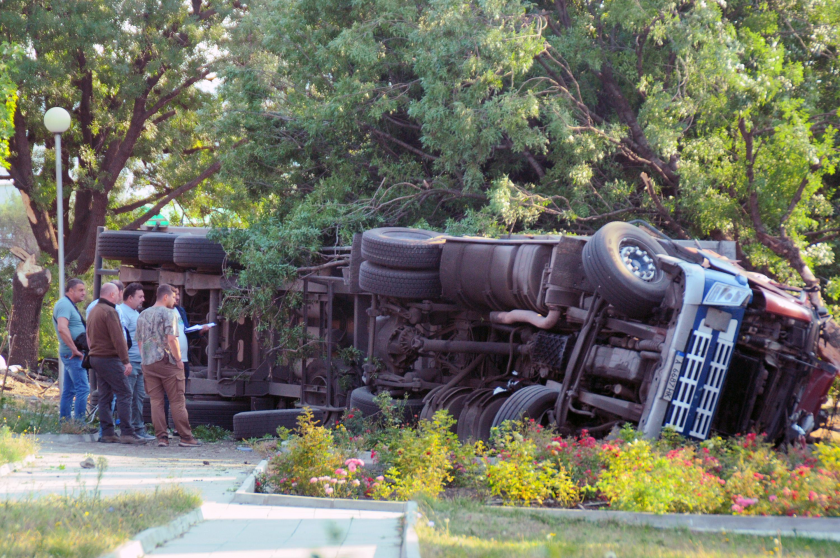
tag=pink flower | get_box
[335,468,348,477]
[376,475,384,482]
[310,477,318,484]
[337,479,346,485]
[731,504,743,513]
[352,479,360,486]
[769,495,778,502]
[348,464,357,473]
[325,486,334,495]
[809,491,818,502]
[734,496,757,507]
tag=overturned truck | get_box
[94,221,838,442]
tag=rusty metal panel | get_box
[268,383,303,398]
[159,270,186,286]
[546,237,592,292]
[119,266,159,283]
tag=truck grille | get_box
[665,315,739,440]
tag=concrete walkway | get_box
[149,502,403,558]
[2,437,404,558]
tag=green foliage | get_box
[265,408,348,496]
[597,439,726,514]
[191,425,231,443]
[0,43,20,170]
[486,422,579,506]
[372,411,460,501]
[217,0,840,322]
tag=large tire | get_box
[97,231,148,264]
[359,261,441,299]
[361,228,445,270]
[232,409,324,439]
[582,222,669,318]
[138,233,181,265]
[173,236,227,271]
[491,385,559,428]
[181,399,251,431]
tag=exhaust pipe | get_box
[489,308,562,329]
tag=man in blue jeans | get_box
[53,278,89,422]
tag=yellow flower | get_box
[84,511,89,516]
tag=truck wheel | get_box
[97,230,148,264]
[491,385,560,428]
[232,409,324,439]
[582,222,669,318]
[139,233,181,265]
[361,228,445,269]
[359,261,441,299]
[173,236,227,271]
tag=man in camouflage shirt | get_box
[135,283,201,447]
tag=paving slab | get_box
[148,502,403,558]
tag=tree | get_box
[1,0,242,366]
[0,42,19,169]
[216,0,839,325]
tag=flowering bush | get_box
[487,422,579,506]
[544,429,610,498]
[372,411,460,500]
[597,440,726,514]
[266,408,350,497]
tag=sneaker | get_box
[99,435,120,443]
[178,438,202,448]
[157,439,169,447]
[119,434,150,445]
[138,432,156,441]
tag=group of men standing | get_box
[53,280,204,447]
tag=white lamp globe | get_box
[44,107,71,133]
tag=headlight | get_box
[702,282,751,307]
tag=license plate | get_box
[662,352,685,402]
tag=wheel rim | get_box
[619,241,658,282]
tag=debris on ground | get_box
[80,457,95,469]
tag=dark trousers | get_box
[90,356,136,438]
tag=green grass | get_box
[0,471,201,558]
[417,497,840,558]
[0,425,38,465]
[0,396,61,434]
[192,424,232,442]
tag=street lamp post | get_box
[44,107,71,393]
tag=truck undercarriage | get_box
[94,221,838,442]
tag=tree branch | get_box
[111,189,175,215]
[122,160,221,230]
[640,173,690,239]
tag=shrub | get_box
[487,422,579,507]
[545,429,611,498]
[597,440,725,514]
[265,408,348,496]
[372,410,459,501]
[815,442,840,475]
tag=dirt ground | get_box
[0,371,60,400]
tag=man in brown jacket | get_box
[87,283,148,444]
[136,284,201,448]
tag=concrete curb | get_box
[99,507,205,558]
[401,501,421,558]
[0,454,36,477]
[232,459,408,512]
[32,433,100,443]
[509,506,840,542]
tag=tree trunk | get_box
[8,248,52,371]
